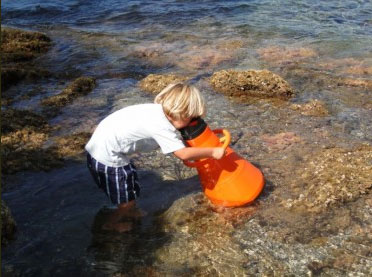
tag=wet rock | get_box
[1,27,51,62]
[337,78,372,90]
[50,132,91,159]
[1,108,50,134]
[1,131,91,174]
[257,46,317,65]
[282,145,372,213]
[41,76,96,109]
[1,128,63,174]
[290,57,372,92]
[139,74,189,94]
[261,132,302,152]
[290,99,329,116]
[1,27,51,92]
[130,39,243,71]
[210,69,295,101]
[0,107,63,173]
[317,58,371,76]
[1,201,17,246]
[342,64,372,76]
[175,44,237,71]
[0,108,89,173]
[216,39,244,51]
[131,42,170,68]
[154,193,254,276]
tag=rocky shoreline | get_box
[1,27,371,276]
[1,28,96,244]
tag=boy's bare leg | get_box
[102,201,146,232]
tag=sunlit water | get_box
[2,0,372,276]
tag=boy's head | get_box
[154,82,205,128]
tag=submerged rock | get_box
[261,132,302,152]
[139,73,189,94]
[0,108,60,174]
[290,99,329,116]
[153,193,256,276]
[1,27,51,92]
[50,132,91,159]
[0,108,90,174]
[41,76,96,109]
[257,45,317,65]
[1,108,51,134]
[130,38,243,71]
[1,201,17,246]
[1,27,51,63]
[282,144,372,213]
[210,69,295,101]
[1,128,63,174]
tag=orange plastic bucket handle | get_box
[183,129,231,168]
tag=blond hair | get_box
[154,82,205,120]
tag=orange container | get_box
[180,118,264,207]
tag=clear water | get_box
[2,0,372,276]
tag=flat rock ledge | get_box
[210,69,295,100]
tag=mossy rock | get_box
[210,69,295,100]
[1,27,51,63]
[139,73,189,94]
[1,201,17,246]
[1,28,52,91]
[282,145,372,213]
[50,132,92,158]
[41,76,96,108]
[1,108,50,134]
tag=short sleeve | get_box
[152,128,185,154]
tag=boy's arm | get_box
[173,147,225,161]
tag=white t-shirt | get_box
[85,103,185,166]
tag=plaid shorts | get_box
[87,153,140,205]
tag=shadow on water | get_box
[88,171,204,276]
[88,165,270,276]
[1,160,202,276]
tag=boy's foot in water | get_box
[102,221,133,233]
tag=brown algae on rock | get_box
[1,108,91,174]
[290,99,329,116]
[257,46,317,65]
[261,132,303,152]
[139,73,189,94]
[1,28,52,92]
[282,145,372,213]
[153,193,256,276]
[1,201,17,246]
[49,132,92,159]
[41,76,96,108]
[210,69,295,101]
[1,27,51,63]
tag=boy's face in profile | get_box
[167,116,192,130]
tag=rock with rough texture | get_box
[139,74,189,94]
[257,46,317,65]
[210,69,295,100]
[1,201,17,246]
[41,76,96,108]
[290,99,329,116]
[282,144,372,213]
[1,28,51,91]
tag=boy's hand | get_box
[212,147,226,160]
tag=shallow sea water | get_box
[2,0,372,276]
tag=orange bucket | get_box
[180,118,264,207]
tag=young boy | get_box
[85,82,225,232]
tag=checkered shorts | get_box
[87,153,140,205]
